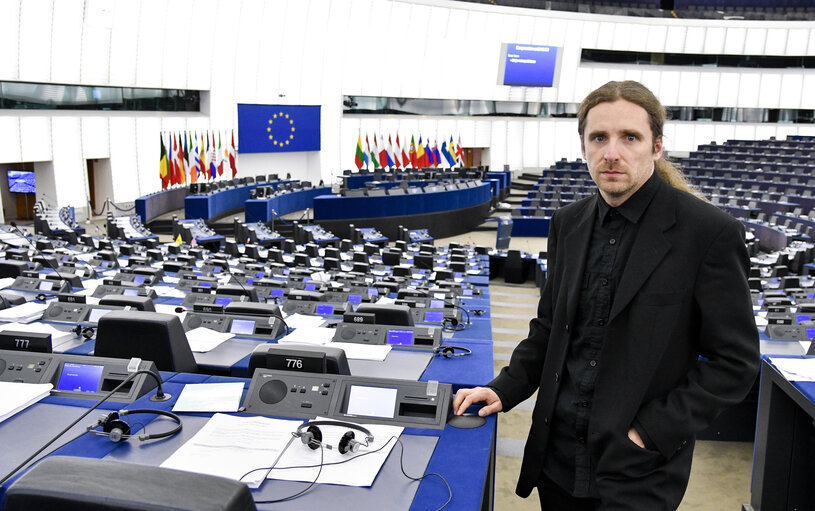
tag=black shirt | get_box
[542,172,660,497]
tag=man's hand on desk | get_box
[453,387,503,417]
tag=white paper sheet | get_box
[153,286,187,298]
[329,342,391,361]
[375,297,396,305]
[0,382,53,424]
[160,413,299,487]
[277,326,335,345]
[0,322,75,349]
[172,382,244,413]
[0,302,47,323]
[186,327,234,352]
[284,313,326,330]
[0,277,15,290]
[267,418,403,487]
[770,357,815,381]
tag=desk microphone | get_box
[8,222,73,293]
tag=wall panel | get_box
[18,0,53,82]
[51,0,83,85]
[20,117,52,163]
[0,0,21,80]
[108,0,140,86]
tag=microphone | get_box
[8,222,73,293]
[219,259,290,335]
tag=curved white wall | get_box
[0,0,814,215]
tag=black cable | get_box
[243,436,452,510]
[0,369,168,486]
[249,441,324,504]
[108,200,135,212]
[87,199,108,217]
[453,304,471,325]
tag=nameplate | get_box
[57,293,86,304]
[193,303,224,314]
[342,312,375,325]
[0,330,52,353]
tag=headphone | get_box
[292,420,374,454]
[433,345,472,358]
[72,324,95,340]
[88,409,182,443]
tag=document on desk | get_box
[153,286,186,298]
[0,277,15,290]
[160,413,299,487]
[0,302,47,323]
[769,357,815,381]
[186,327,234,352]
[330,342,391,361]
[267,418,403,487]
[277,326,334,345]
[0,382,53,424]
[284,313,326,330]
[172,382,244,412]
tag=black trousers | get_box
[538,472,600,511]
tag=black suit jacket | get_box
[490,175,760,508]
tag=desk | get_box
[0,374,496,511]
[244,187,333,223]
[136,187,188,224]
[749,357,815,511]
[185,181,297,221]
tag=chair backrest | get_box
[95,311,198,373]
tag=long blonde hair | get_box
[578,81,703,199]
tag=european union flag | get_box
[237,104,321,153]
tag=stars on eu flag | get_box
[266,112,297,147]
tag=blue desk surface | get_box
[184,181,297,220]
[0,375,495,511]
[313,184,491,220]
[245,187,333,223]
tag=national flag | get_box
[370,134,380,169]
[217,132,224,177]
[198,133,206,181]
[447,136,457,167]
[442,140,455,167]
[456,136,465,165]
[397,133,407,169]
[185,132,196,184]
[169,134,178,185]
[416,136,426,168]
[377,134,388,169]
[237,104,321,153]
[433,140,442,169]
[176,133,186,184]
[409,136,417,168]
[229,130,237,178]
[159,134,169,189]
[208,132,217,179]
[354,132,364,170]
[387,135,397,168]
[425,139,433,167]
[364,134,372,169]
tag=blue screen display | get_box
[133,275,145,284]
[199,282,212,288]
[57,362,103,393]
[348,294,361,303]
[256,272,265,278]
[315,304,334,315]
[430,299,445,309]
[123,288,139,296]
[387,329,414,346]
[216,296,232,306]
[501,43,559,87]
[305,283,316,291]
[424,311,444,323]
[368,288,379,296]
[797,314,811,322]
[271,288,284,297]
[7,170,35,193]
[463,289,473,297]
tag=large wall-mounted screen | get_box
[498,43,561,87]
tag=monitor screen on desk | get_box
[133,275,146,284]
[315,304,334,315]
[56,362,104,393]
[87,308,112,324]
[229,319,255,335]
[424,311,444,323]
[38,280,54,291]
[216,296,232,306]
[430,299,445,309]
[386,329,414,345]
[123,288,139,296]
[346,385,397,418]
[271,288,284,298]
[347,294,361,304]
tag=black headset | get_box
[433,345,472,358]
[292,420,374,454]
[87,409,182,443]
[72,324,95,340]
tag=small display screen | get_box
[199,282,212,288]
[304,283,316,291]
[38,280,54,291]
[424,311,444,323]
[346,385,398,418]
[256,272,265,278]
[368,288,379,296]
[216,296,232,306]
[387,329,414,345]
[213,267,222,273]
[347,294,361,303]
[247,278,255,285]
[123,289,139,296]
[133,275,146,284]
[57,362,104,393]
[430,299,445,309]
[229,319,255,335]
[87,308,112,323]
[271,288,284,297]
[797,314,811,323]
[463,289,473,297]
[303,276,312,283]
[315,304,334,315]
